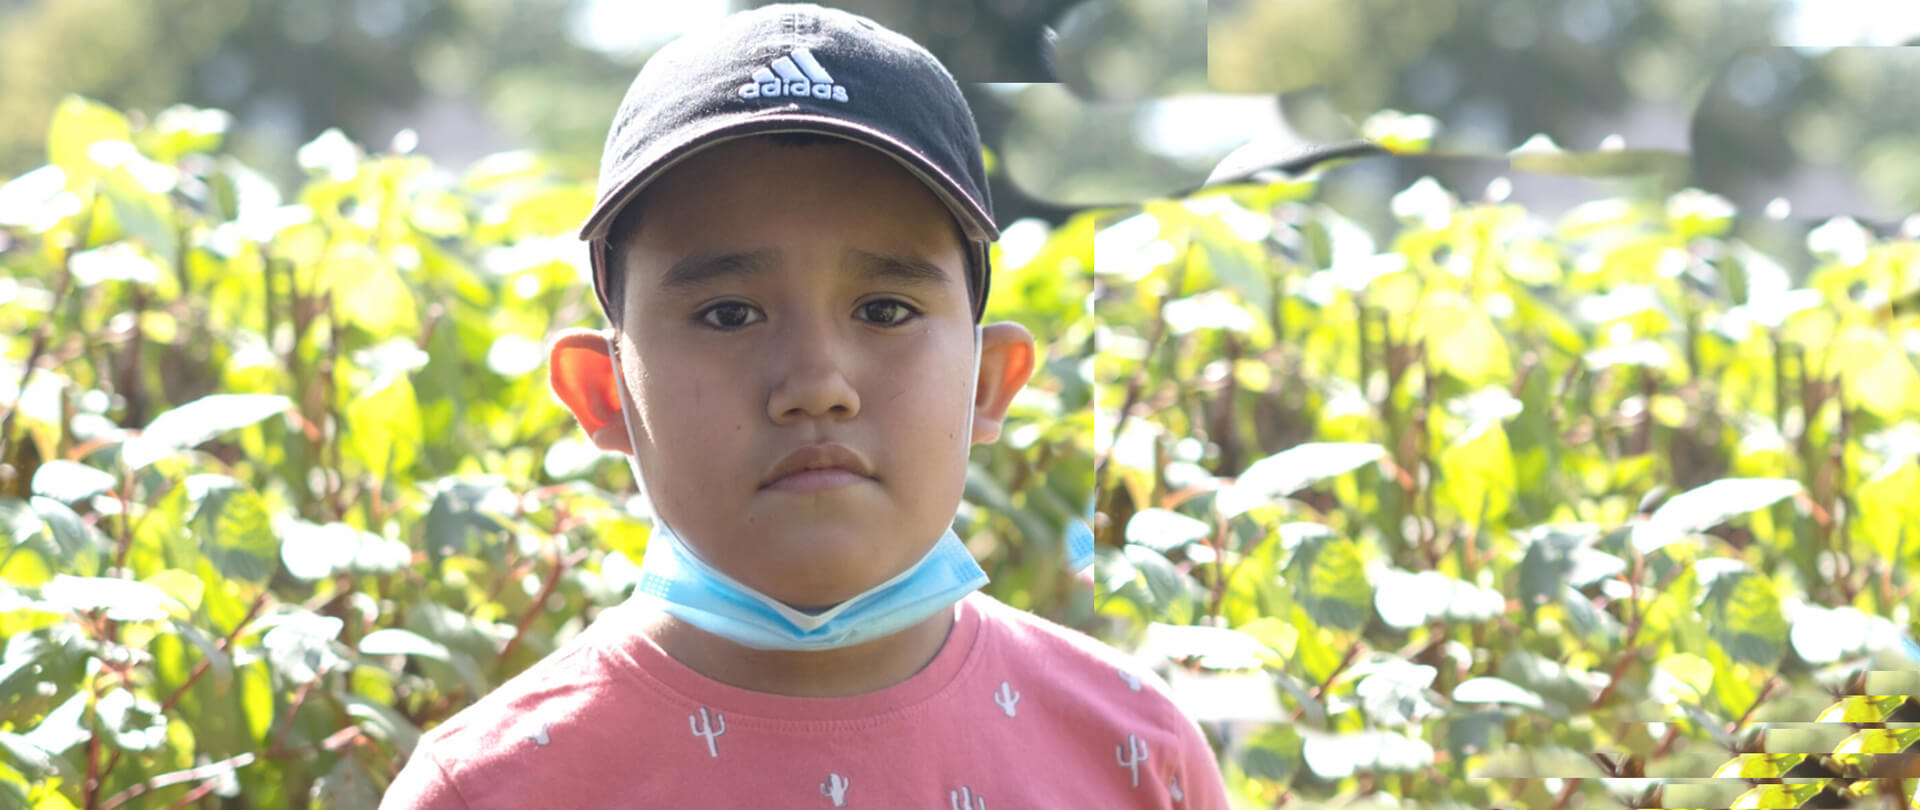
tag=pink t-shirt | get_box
[380,592,1229,808]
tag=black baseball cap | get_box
[580,3,998,322]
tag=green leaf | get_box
[1856,459,1920,561]
[96,688,167,752]
[1789,604,1871,665]
[1235,616,1300,661]
[1219,443,1385,519]
[46,95,131,177]
[28,461,116,504]
[1124,544,1198,625]
[40,574,186,621]
[330,251,419,335]
[258,610,347,685]
[1287,533,1372,633]
[345,696,422,757]
[1303,731,1435,778]
[1649,478,1800,535]
[1124,508,1212,552]
[125,394,291,470]
[1412,291,1512,387]
[193,486,277,586]
[0,731,67,781]
[310,753,380,810]
[1451,677,1547,711]
[1236,723,1301,783]
[170,619,233,694]
[0,497,39,544]
[1656,652,1715,702]
[1434,420,1515,529]
[1373,568,1451,629]
[344,373,422,480]
[28,497,103,577]
[1699,569,1789,667]
[21,689,89,755]
[1730,783,1823,809]
[358,628,451,661]
[1516,524,1598,611]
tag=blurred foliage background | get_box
[1090,147,1920,808]
[7,0,1920,807]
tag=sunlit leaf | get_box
[40,574,186,621]
[359,628,452,661]
[344,373,422,480]
[1218,443,1385,520]
[126,394,291,470]
[1649,478,1800,535]
[96,688,168,752]
[1451,677,1547,711]
[47,95,131,177]
[1125,508,1212,552]
[28,460,117,503]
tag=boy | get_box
[380,4,1227,807]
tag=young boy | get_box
[380,4,1227,807]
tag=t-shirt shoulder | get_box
[965,593,1231,807]
[967,593,1195,735]
[385,605,648,806]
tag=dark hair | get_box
[599,132,979,326]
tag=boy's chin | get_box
[735,527,947,607]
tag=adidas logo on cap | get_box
[739,47,848,102]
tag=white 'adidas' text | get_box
[739,47,848,102]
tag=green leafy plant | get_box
[1091,159,1920,808]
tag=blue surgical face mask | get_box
[607,326,991,651]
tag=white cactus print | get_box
[1116,733,1149,788]
[992,681,1020,718]
[1117,667,1142,691]
[820,772,849,807]
[523,721,550,747]
[1170,776,1185,802]
[949,785,986,809]
[689,705,726,758]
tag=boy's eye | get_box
[698,302,762,329]
[857,299,920,326]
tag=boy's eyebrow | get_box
[657,250,777,292]
[846,249,953,289]
[655,248,954,293]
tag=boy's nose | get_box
[766,331,862,424]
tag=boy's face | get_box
[553,136,1033,609]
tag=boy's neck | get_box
[635,602,958,698]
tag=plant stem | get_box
[1093,243,1188,516]
[0,192,93,470]
[99,752,257,810]
[158,591,270,717]
[494,547,588,669]
[1590,551,1646,710]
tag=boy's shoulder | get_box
[965,592,1191,726]
[381,603,666,807]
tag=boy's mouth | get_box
[761,443,876,491]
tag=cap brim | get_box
[579,112,998,246]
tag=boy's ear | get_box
[970,321,1038,445]
[548,328,634,454]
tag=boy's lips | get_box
[761,443,875,490]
